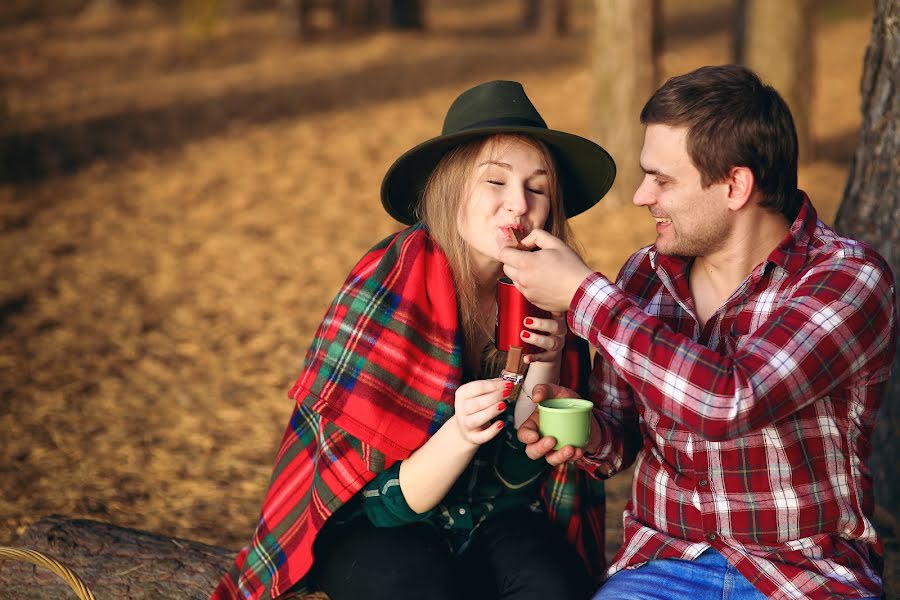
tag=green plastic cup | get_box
[537,398,593,450]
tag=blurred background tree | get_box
[835,0,899,538]
[591,0,662,206]
[742,0,815,161]
[521,0,571,36]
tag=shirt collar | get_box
[765,191,816,276]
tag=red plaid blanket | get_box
[212,224,605,599]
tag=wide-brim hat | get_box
[380,80,616,225]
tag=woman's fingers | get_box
[520,330,563,363]
[521,312,566,363]
[458,398,506,429]
[522,315,564,336]
[456,382,508,417]
[463,415,506,445]
[521,330,561,351]
[457,378,505,400]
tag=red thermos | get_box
[495,277,549,354]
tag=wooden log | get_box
[0,515,234,599]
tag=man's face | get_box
[633,124,731,257]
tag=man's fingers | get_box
[525,436,558,460]
[531,383,580,403]
[520,229,559,249]
[498,247,528,270]
[517,416,540,444]
[544,445,578,466]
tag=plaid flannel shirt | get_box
[571,195,897,600]
[212,224,603,600]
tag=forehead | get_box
[475,135,547,170]
[640,124,695,173]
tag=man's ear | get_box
[726,166,755,211]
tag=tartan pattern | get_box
[212,224,603,599]
[571,194,897,600]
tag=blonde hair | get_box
[418,134,578,368]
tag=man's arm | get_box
[571,256,897,441]
[577,352,643,478]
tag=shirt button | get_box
[458,508,467,515]
[699,479,708,487]
[707,533,717,541]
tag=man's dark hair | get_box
[640,64,801,219]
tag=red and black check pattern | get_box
[212,225,603,599]
[571,195,897,600]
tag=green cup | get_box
[537,398,593,450]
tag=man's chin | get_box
[654,242,692,258]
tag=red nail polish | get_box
[502,385,511,398]
[497,402,507,411]
[524,318,534,326]
[521,331,531,339]
[496,421,504,429]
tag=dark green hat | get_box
[380,80,616,225]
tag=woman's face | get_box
[457,136,552,273]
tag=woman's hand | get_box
[521,311,567,364]
[453,379,510,446]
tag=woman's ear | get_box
[726,166,755,211]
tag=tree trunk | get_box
[388,0,423,29]
[744,0,814,162]
[0,516,332,599]
[0,516,233,599]
[834,0,900,539]
[591,0,661,206]
[522,0,570,36]
[731,0,748,64]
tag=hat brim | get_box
[380,126,616,225]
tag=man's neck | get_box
[690,209,791,327]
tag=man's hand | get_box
[517,383,602,466]
[498,230,594,313]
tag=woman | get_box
[212,80,616,600]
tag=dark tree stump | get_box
[0,516,234,599]
[835,0,899,525]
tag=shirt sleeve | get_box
[360,462,433,527]
[577,352,643,478]
[568,254,897,442]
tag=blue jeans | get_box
[592,549,767,600]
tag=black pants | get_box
[311,508,593,600]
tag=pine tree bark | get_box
[521,0,570,36]
[834,0,899,531]
[744,0,815,162]
[591,0,661,206]
[389,0,424,29]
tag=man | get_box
[500,65,896,599]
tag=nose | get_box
[504,184,529,216]
[632,174,655,207]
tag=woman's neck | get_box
[471,255,504,291]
